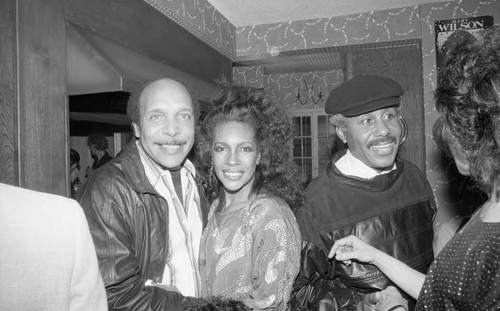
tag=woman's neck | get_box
[480,195,500,222]
[224,192,259,209]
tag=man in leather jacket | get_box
[291,76,436,311]
[79,78,208,310]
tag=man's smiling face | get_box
[133,79,195,170]
[337,106,402,170]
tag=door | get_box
[347,44,425,171]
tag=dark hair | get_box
[87,133,108,151]
[186,297,250,311]
[197,82,304,211]
[70,148,80,170]
[435,25,500,199]
[126,79,201,127]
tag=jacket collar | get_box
[327,149,404,192]
[117,140,159,194]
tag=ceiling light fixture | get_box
[296,77,323,105]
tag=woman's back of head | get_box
[435,25,500,198]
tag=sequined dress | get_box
[416,207,500,310]
[199,195,302,310]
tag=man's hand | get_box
[374,286,408,311]
[243,294,276,310]
[357,291,381,311]
[318,292,337,311]
[357,287,407,311]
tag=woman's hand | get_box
[328,235,381,265]
[329,236,426,301]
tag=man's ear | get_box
[132,123,140,138]
[336,127,347,144]
[454,156,471,176]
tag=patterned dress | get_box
[199,195,302,310]
[416,207,500,310]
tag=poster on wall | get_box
[435,15,494,80]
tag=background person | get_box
[0,183,107,311]
[330,25,500,311]
[78,78,207,310]
[197,83,304,310]
[85,132,113,177]
[70,148,82,198]
[291,75,436,311]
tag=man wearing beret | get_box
[291,76,436,311]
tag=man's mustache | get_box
[367,135,398,148]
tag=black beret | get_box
[325,75,403,117]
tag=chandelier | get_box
[295,77,323,105]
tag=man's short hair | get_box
[126,79,201,127]
[87,133,108,151]
[329,114,347,131]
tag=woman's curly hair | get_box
[196,82,305,211]
[435,25,500,199]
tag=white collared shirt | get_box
[335,149,396,179]
[137,141,203,297]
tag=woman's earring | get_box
[399,116,408,146]
[208,163,214,177]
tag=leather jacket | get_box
[291,152,436,310]
[79,141,208,311]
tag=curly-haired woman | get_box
[196,82,304,310]
[328,26,500,311]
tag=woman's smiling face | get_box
[212,121,261,202]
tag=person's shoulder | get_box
[0,183,83,220]
[250,195,295,218]
[0,183,76,205]
[79,165,135,210]
[398,160,433,196]
[306,172,331,189]
[300,174,332,203]
[85,159,128,188]
[400,159,427,178]
[252,195,285,208]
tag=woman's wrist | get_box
[370,246,386,266]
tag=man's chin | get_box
[157,155,186,170]
[369,157,397,171]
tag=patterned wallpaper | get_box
[233,67,344,110]
[235,6,422,56]
[145,0,500,225]
[233,0,500,227]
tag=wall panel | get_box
[0,0,18,186]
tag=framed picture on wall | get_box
[435,15,494,80]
